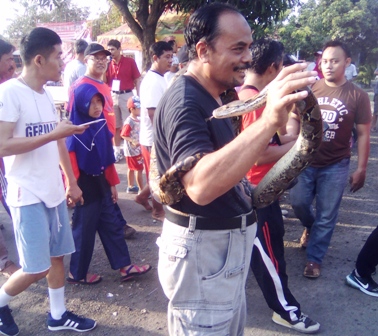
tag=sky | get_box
[0,0,109,36]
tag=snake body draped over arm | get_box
[149,86,323,208]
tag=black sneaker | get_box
[0,305,19,336]
[272,312,320,334]
[346,269,378,297]
[47,311,96,332]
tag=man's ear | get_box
[345,57,352,67]
[152,54,159,63]
[196,40,210,63]
[34,54,44,67]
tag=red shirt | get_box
[69,152,120,186]
[106,56,140,91]
[68,76,115,135]
[239,86,277,186]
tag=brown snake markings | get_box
[149,86,323,209]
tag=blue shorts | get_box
[10,201,75,274]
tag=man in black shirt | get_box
[153,4,317,335]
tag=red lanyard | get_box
[112,56,123,79]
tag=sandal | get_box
[0,261,20,278]
[303,262,321,278]
[120,264,152,282]
[67,273,102,285]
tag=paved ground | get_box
[0,132,377,335]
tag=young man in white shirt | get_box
[0,27,96,335]
[136,41,173,222]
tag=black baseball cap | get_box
[84,43,111,57]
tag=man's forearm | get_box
[58,139,76,185]
[0,123,56,157]
[356,129,370,172]
[182,115,278,205]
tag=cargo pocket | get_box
[172,307,233,335]
[157,236,191,300]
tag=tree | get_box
[18,0,298,70]
[112,0,299,70]
[91,3,123,41]
[273,0,378,84]
[6,0,89,41]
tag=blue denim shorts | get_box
[10,201,75,274]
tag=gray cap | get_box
[177,44,189,64]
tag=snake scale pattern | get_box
[149,86,323,208]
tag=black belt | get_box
[165,208,256,231]
[112,90,132,94]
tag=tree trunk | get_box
[141,27,156,71]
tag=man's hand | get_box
[263,63,317,129]
[349,169,366,193]
[110,186,118,203]
[51,120,89,141]
[66,182,84,208]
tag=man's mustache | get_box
[233,64,251,71]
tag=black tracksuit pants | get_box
[251,200,301,322]
[356,225,378,278]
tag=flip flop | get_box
[66,273,102,285]
[120,264,152,282]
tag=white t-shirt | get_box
[164,71,175,86]
[63,59,87,94]
[139,70,167,146]
[0,79,65,208]
[345,64,357,81]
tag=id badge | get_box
[111,79,120,91]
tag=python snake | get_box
[149,86,323,208]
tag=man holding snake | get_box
[153,3,317,335]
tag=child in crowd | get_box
[66,83,151,284]
[121,96,144,194]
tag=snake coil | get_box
[149,86,322,208]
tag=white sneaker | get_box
[272,312,320,334]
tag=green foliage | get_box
[171,0,299,33]
[268,0,378,86]
[90,3,123,40]
[356,64,375,87]
[6,0,89,40]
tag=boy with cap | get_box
[121,96,145,194]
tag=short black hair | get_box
[0,39,15,59]
[107,39,121,49]
[20,27,62,65]
[149,41,172,59]
[250,38,284,75]
[184,3,240,60]
[74,39,88,55]
[323,40,351,59]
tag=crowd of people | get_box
[0,3,377,335]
